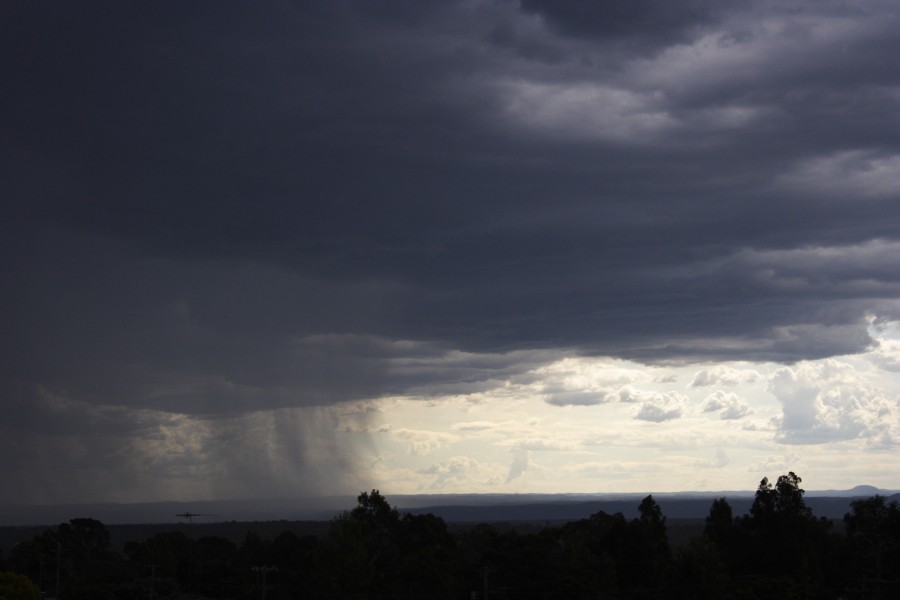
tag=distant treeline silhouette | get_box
[2,472,899,599]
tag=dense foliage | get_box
[2,476,899,599]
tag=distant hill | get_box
[401,491,900,524]
[2,488,899,556]
[812,484,882,497]
[0,487,896,528]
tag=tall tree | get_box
[704,497,734,546]
[844,495,900,591]
[320,490,404,599]
[740,472,833,598]
[750,472,811,521]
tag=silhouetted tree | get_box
[269,531,318,600]
[736,472,836,598]
[9,518,130,598]
[843,495,900,598]
[631,495,671,595]
[195,535,237,598]
[13,479,900,600]
[749,472,812,526]
[554,521,617,599]
[398,512,459,598]
[0,571,40,600]
[124,530,189,590]
[704,497,734,544]
[671,536,728,600]
[57,518,110,560]
[315,490,412,598]
[317,514,372,598]
[638,494,669,553]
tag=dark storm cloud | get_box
[519,0,719,46]
[3,0,900,500]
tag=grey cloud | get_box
[4,0,900,501]
[545,390,613,406]
[519,0,719,48]
[0,389,364,503]
[6,1,900,369]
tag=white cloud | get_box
[867,338,900,372]
[700,392,728,412]
[753,452,802,476]
[768,359,899,445]
[701,390,753,420]
[691,366,761,387]
[694,448,730,469]
[537,357,642,406]
[506,447,532,483]
[352,345,900,494]
[450,418,542,439]
[535,357,644,384]
[619,386,684,405]
[420,456,482,488]
[633,392,686,423]
[614,386,688,422]
[389,428,455,455]
[721,401,754,421]
[500,438,574,451]
[451,420,498,432]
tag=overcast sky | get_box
[3,0,900,506]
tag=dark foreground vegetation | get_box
[1,473,898,600]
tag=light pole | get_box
[483,566,494,600]
[252,565,277,600]
[148,564,159,600]
[55,541,61,600]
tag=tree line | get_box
[1,472,898,599]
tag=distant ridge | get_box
[0,487,897,527]
[828,485,884,496]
